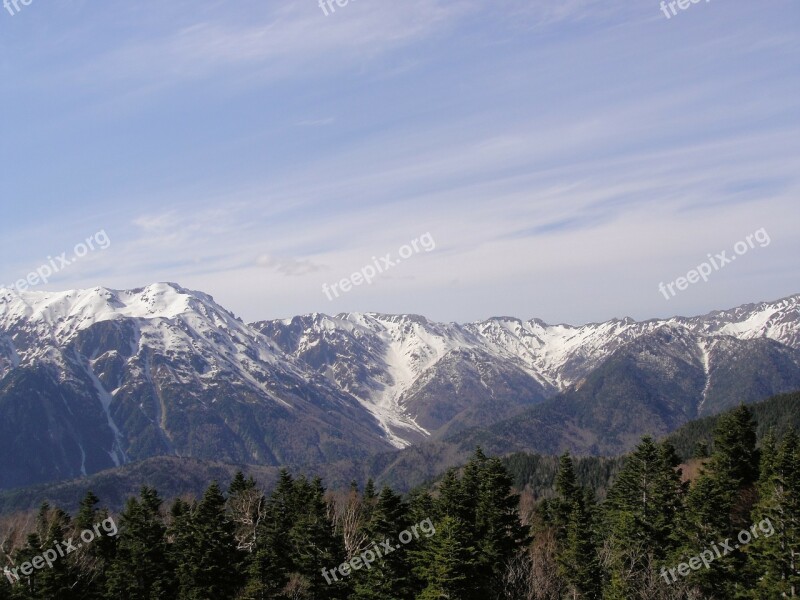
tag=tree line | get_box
[0,404,798,598]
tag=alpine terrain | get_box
[0,283,798,490]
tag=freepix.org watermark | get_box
[322,232,435,301]
[3,0,32,17]
[0,229,111,311]
[658,228,770,301]
[660,0,712,20]
[322,517,436,584]
[660,517,774,584]
[318,0,355,17]
[3,517,118,585]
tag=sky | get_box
[1,0,798,325]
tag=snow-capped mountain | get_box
[0,284,798,490]
[257,294,800,441]
[0,284,390,489]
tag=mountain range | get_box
[0,283,798,491]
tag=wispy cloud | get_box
[256,255,328,276]
[46,0,473,95]
[1,0,797,325]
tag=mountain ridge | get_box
[0,283,798,490]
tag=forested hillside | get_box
[1,403,798,599]
[667,390,800,459]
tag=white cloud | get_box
[256,255,328,276]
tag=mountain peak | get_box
[2,286,800,490]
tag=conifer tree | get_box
[436,469,472,524]
[553,452,581,539]
[244,470,294,599]
[72,491,116,599]
[475,456,530,593]
[227,471,264,557]
[106,487,174,600]
[12,504,78,599]
[748,429,800,597]
[603,437,685,598]
[352,486,411,600]
[173,482,241,600]
[289,476,346,600]
[415,516,477,600]
[676,405,759,597]
[430,448,527,599]
[554,455,600,599]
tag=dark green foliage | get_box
[602,438,686,598]
[747,430,800,598]
[352,487,410,599]
[672,405,760,597]
[551,454,601,599]
[106,487,173,599]
[502,451,625,501]
[423,448,529,600]
[3,398,800,599]
[414,516,477,600]
[172,482,241,600]
[668,390,800,460]
[11,504,79,599]
[244,470,348,600]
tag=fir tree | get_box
[243,470,294,599]
[554,455,601,599]
[106,487,174,600]
[676,406,759,597]
[12,504,78,599]
[352,486,410,600]
[288,476,346,600]
[603,437,685,598]
[173,482,241,600]
[748,429,800,597]
[415,516,477,600]
[474,456,530,592]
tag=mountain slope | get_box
[0,284,798,490]
[2,391,797,517]
[0,284,392,489]
[449,326,800,456]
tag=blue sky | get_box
[1,0,798,324]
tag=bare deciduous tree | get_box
[228,488,266,553]
[328,488,368,559]
[282,572,311,599]
[599,539,705,600]
[0,511,34,571]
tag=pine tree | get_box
[554,455,601,599]
[675,405,759,597]
[552,452,581,541]
[707,405,759,492]
[605,438,685,552]
[106,487,174,599]
[244,470,294,599]
[227,471,264,556]
[748,429,800,597]
[289,476,346,600]
[430,448,527,599]
[363,479,377,504]
[556,453,579,504]
[11,504,79,599]
[415,516,477,600]
[173,482,242,600]
[474,456,530,594]
[436,469,473,524]
[603,437,685,598]
[352,486,410,600]
[72,491,116,600]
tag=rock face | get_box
[0,283,798,489]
